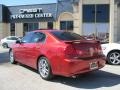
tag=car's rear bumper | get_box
[61,57,106,77]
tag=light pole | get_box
[95,5,97,40]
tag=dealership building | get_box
[0,0,120,42]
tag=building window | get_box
[83,4,109,23]
[83,4,109,43]
[10,23,15,36]
[23,23,38,35]
[48,22,53,29]
[96,5,109,22]
[60,21,73,31]
[83,5,95,22]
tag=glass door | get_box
[23,23,38,35]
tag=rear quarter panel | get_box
[36,32,66,75]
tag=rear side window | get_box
[31,32,46,43]
[10,37,18,40]
[7,37,18,40]
[51,31,84,41]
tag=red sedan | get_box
[9,30,106,80]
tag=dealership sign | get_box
[10,8,53,19]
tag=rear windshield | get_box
[51,31,84,41]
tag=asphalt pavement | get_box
[0,46,120,90]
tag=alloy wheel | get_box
[38,57,53,80]
[108,51,120,65]
[9,50,15,64]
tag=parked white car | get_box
[0,36,19,48]
[101,43,120,65]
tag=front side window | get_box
[22,32,33,43]
[10,37,18,40]
[60,21,73,31]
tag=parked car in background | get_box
[9,30,106,80]
[0,36,19,48]
[101,43,120,65]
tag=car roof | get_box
[32,29,64,33]
[31,29,70,33]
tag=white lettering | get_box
[19,8,43,13]
[11,14,34,19]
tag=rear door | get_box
[25,32,46,68]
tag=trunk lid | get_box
[64,40,102,59]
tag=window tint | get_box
[51,31,84,41]
[31,32,46,43]
[83,4,109,23]
[23,23,38,36]
[96,5,109,22]
[10,37,18,40]
[48,22,53,29]
[60,21,66,30]
[10,23,15,36]
[60,21,73,31]
[7,37,18,40]
[83,5,95,22]
[22,32,33,43]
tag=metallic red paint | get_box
[11,30,106,77]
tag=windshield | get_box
[51,31,85,41]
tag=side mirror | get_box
[16,40,21,44]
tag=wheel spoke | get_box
[116,59,120,64]
[110,56,114,60]
[39,58,49,78]
[113,53,116,58]
[116,54,120,58]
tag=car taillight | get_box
[65,45,83,59]
[97,46,103,55]
[64,45,79,58]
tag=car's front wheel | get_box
[107,51,120,65]
[2,43,8,48]
[38,57,53,80]
[9,50,16,64]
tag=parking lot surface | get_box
[0,46,120,90]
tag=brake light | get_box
[97,46,103,55]
[64,45,78,58]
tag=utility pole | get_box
[95,5,97,40]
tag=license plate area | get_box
[90,62,98,70]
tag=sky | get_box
[0,0,57,6]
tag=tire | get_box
[107,51,120,65]
[38,57,53,80]
[2,43,8,48]
[9,50,16,64]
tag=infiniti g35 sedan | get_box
[9,30,106,80]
